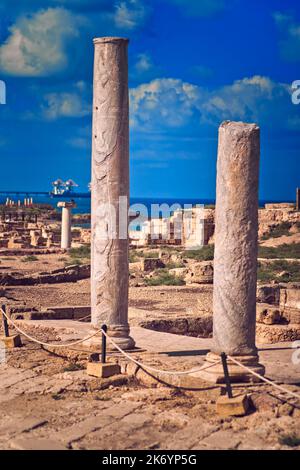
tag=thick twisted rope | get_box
[1,307,100,348]
[5,306,298,393]
[227,355,300,401]
[0,308,219,376]
[100,328,220,376]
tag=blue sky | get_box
[0,0,299,200]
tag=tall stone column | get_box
[91,37,135,350]
[193,121,265,382]
[57,201,76,249]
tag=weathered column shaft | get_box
[190,121,265,383]
[91,37,134,349]
[58,202,76,249]
[61,207,72,249]
[296,188,300,211]
[213,121,260,356]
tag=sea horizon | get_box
[0,194,295,214]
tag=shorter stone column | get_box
[191,121,265,383]
[57,201,76,249]
[296,188,300,211]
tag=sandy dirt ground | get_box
[0,252,299,450]
[260,232,300,247]
[0,332,300,451]
[0,254,68,275]
[0,251,213,317]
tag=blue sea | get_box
[0,194,293,214]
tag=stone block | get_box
[141,258,165,272]
[265,203,295,210]
[185,261,214,284]
[256,304,282,325]
[280,284,300,310]
[201,430,242,450]
[73,306,91,320]
[257,284,280,305]
[87,362,121,378]
[0,334,22,348]
[256,323,300,343]
[54,414,117,446]
[169,267,189,278]
[47,306,74,319]
[216,394,249,417]
[2,417,48,436]
[10,438,66,450]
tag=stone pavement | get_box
[0,358,299,451]
[13,319,300,383]
[0,323,299,450]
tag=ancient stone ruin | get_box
[90,37,135,350]
[57,201,77,250]
[192,121,265,382]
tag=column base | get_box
[189,352,265,384]
[86,324,136,351]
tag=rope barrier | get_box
[0,307,100,348]
[227,355,300,401]
[0,308,219,377]
[100,328,220,376]
[77,314,91,322]
[2,305,299,393]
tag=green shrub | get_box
[261,222,292,240]
[184,245,214,261]
[279,433,300,447]
[21,255,38,262]
[139,250,159,259]
[145,268,185,286]
[52,394,64,401]
[258,243,300,259]
[69,245,90,259]
[129,251,140,263]
[65,258,82,267]
[257,260,300,283]
[165,261,185,269]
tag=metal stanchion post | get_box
[1,305,9,338]
[216,352,249,416]
[221,352,233,398]
[101,324,107,364]
[0,305,22,348]
[87,324,121,378]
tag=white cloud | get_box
[129,75,297,132]
[42,83,91,120]
[273,11,300,62]
[130,78,204,129]
[134,53,153,73]
[114,0,148,29]
[0,8,82,76]
[131,52,161,80]
[202,76,288,124]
